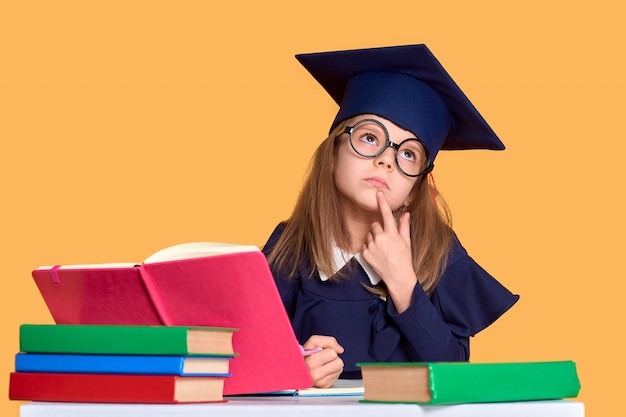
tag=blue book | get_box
[15,353,232,376]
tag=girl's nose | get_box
[373,147,396,171]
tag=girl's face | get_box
[333,114,424,217]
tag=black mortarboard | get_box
[295,44,504,163]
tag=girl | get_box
[262,44,519,388]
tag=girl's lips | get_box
[365,177,389,189]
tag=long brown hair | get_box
[266,122,454,296]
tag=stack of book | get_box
[9,324,237,403]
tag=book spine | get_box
[10,372,175,403]
[9,372,225,403]
[19,325,194,355]
[137,265,174,325]
[15,353,232,376]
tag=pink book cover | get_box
[32,250,312,395]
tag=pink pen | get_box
[299,345,323,356]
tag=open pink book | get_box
[32,242,312,396]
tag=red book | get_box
[31,243,312,395]
[9,372,225,403]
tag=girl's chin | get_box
[354,201,385,216]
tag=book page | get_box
[297,379,364,397]
[143,242,260,264]
[36,242,260,270]
[259,379,364,397]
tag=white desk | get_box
[20,396,584,417]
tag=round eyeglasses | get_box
[335,118,433,177]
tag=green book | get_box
[19,324,237,356]
[357,360,581,404]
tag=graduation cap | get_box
[295,44,504,164]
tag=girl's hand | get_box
[362,191,418,313]
[301,335,344,388]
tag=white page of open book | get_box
[143,242,260,263]
[37,242,260,269]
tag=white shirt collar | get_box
[318,242,382,285]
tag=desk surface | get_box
[20,397,584,417]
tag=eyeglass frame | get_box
[335,118,434,177]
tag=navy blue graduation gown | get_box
[262,223,519,379]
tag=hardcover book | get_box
[357,360,581,404]
[15,353,232,376]
[31,242,312,395]
[9,372,225,403]
[19,324,235,356]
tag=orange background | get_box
[1,1,623,416]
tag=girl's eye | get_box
[363,134,378,144]
[398,141,423,164]
[399,149,416,162]
[359,132,380,146]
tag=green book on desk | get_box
[19,324,236,356]
[357,360,581,405]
